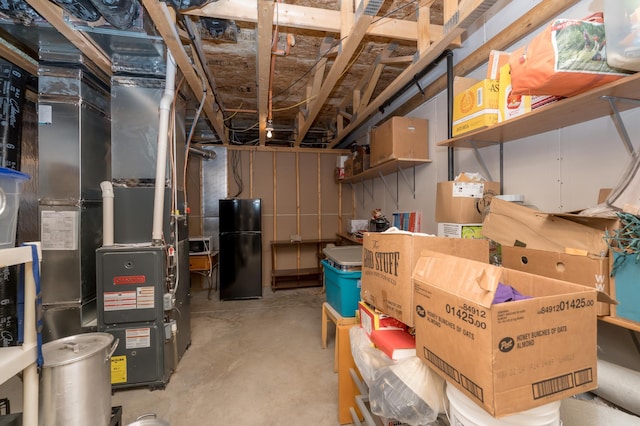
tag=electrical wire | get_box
[230,149,244,197]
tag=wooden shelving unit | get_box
[438,72,640,148]
[270,239,337,291]
[342,158,431,184]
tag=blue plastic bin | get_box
[322,259,361,317]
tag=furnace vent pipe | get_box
[152,52,177,244]
[100,181,114,246]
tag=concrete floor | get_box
[111,285,340,425]
[3,284,640,425]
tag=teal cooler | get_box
[321,259,361,317]
[612,251,640,322]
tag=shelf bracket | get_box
[378,171,398,209]
[396,165,417,199]
[602,95,640,157]
[469,140,494,181]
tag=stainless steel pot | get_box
[39,332,118,426]
[127,414,170,426]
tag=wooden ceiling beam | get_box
[0,36,37,76]
[294,0,383,146]
[25,0,112,76]
[257,1,275,146]
[329,0,499,148]
[141,0,228,144]
[186,0,445,43]
[390,0,582,122]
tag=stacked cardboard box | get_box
[412,250,600,417]
[435,178,500,241]
[360,231,489,326]
[483,197,617,316]
[370,117,428,167]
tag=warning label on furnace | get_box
[111,355,127,384]
[103,286,155,311]
[125,327,151,349]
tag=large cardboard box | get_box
[452,77,499,137]
[501,246,610,316]
[413,251,599,417]
[361,232,489,326]
[483,198,615,257]
[435,180,501,224]
[370,117,428,167]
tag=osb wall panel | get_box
[227,149,348,288]
[321,154,341,214]
[275,152,297,215]
[299,153,319,214]
[227,150,251,198]
[253,151,275,213]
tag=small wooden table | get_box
[189,251,219,300]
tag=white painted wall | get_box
[353,0,639,235]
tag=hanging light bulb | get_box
[266,120,274,139]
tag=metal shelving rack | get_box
[0,243,41,426]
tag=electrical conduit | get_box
[152,52,177,245]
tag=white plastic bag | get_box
[369,356,447,426]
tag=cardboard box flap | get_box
[483,198,609,257]
[413,251,500,308]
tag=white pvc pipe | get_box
[594,359,640,416]
[152,52,176,244]
[100,181,114,246]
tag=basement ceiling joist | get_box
[1,0,576,151]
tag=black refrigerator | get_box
[219,198,262,300]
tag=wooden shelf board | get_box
[336,232,363,245]
[438,72,640,148]
[271,267,322,278]
[343,158,431,183]
[599,316,640,333]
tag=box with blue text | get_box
[412,250,599,417]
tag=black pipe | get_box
[378,49,454,115]
[446,51,454,181]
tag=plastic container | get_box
[0,167,29,249]
[323,245,363,271]
[604,1,640,71]
[321,259,361,317]
[446,384,562,426]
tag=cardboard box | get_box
[435,180,501,224]
[344,157,354,178]
[370,117,428,167]
[358,301,406,336]
[437,223,483,239]
[452,77,499,137]
[361,232,489,326]
[610,251,640,322]
[413,251,599,417]
[483,198,614,257]
[487,50,511,80]
[501,246,610,316]
[498,64,561,122]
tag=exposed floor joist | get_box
[141,0,228,144]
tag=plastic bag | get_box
[369,357,447,426]
[509,13,629,97]
[349,326,393,387]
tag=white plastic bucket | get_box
[446,383,562,426]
